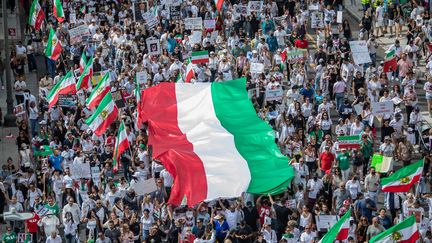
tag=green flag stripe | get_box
[85,92,113,124]
[369,216,416,242]
[381,159,423,186]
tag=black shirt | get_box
[242,206,259,231]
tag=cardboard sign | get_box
[185,17,203,30]
[392,97,403,105]
[91,166,101,185]
[68,25,91,45]
[14,103,26,116]
[265,87,284,101]
[286,49,307,63]
[146,38,161,55]
[204,19,216,29]
[71,162,91,179]
[136,71,148,85]
[145,13,159,29]
[133,2,149,22]
[69,13,77,24]
[273,16,287,27]
[349,41,372,65]
[189,31,202,46]
[233,4,248,17]
[408,208,423,223]
[310,12,324,29]
[250,62,264,73]
[57,94,77,107]
[337,11,343,23]
[132,178,158,195]
[247,1,263,14]
[315,215,339,231]
[112,90,126,108]
[170,5,181,20]
[372,100,394,116]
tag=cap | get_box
[384,136,391,140]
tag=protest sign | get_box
[250,62,264,73]
[310,12,324,29]
[91,166,101,185]
[58,94,77,107]
[112,90,126,108]
[246,51,253,60]
[36,207,50,217]
[210,31,218,44]
[233,4,247,17]
[273,16,287,27]
[204,19,216,29]
[371,154,384,172]
[133,2,149,22]
[17,233,32,243]
[286,49,307,63]
[189,31,202,46]
[145,13,159,29]
[349,41,372,64]
[69,13,76,24]
[315,215,339,231]
[170,5,181,20]
[285,199,296,208]
[165,0,182,6]
[392,97,403,105]
[354,103,363,114]
[14,103,25,117]
[132,178,158,195]
[146,38,161,55]
[247,1,263,14]
[136,71,148,85]
[185,17,203,30]
[308,5,320,11]
[408,208,423,223]
[372,100,394,116]
[337,11,343,23]
[265,87,284,101]
[68,25,91,44]
[71,162,91,179]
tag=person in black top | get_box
[242,201,259,232]
[235,220,254,243]
[268,194,292,240]
[360,11,373,39]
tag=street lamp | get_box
[2,0,16,126]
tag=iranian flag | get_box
[214,0,224,11]
[318,209,351,243]
[139,78,294,206]
[383,49,398,72]
[47,71,76,108]
[86,72,110,109]
[45,27,62,61]
[370,215,419,243]
[77,57,93,90]
[338,135,361,149]
[191,51,209,64]
[113,121,130,172]
[79,53,87,73]
[53,0,65,23]
[381,159,424,192]
[85,92,118,136]
[175,71,183,83]
[28,0,44,30]
[185,60,195,83]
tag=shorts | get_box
[426,93,432,100]
[376,20,384,27]
[388,19,395,26]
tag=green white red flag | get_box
[28,0,44,30]
[85,92,118,136]
[191,51,209,64]
[214,0,224,12]
[185,59,195,83]
[369,215,419,243]
[86,72,110,109]
[77,57,93,90]
[45,27,62,61]
[47,71,76,108]
[381,159,424,192]
[79,52,87,73]
[53,0,65,22]
[318,209,351,243]
[383,49,398,72]
[338,135,361,149]
[113,121,130,172]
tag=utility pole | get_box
[3,0,16,126]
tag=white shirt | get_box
[224,209,240,229]
[45,235,62,243]
[300,231,315,243]
[307,179,323,199]
[16,45,27,55]
[160,169,174,187]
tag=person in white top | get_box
[219,199,241,229]
[300,226,315,243]
[160,168,174,193]
[45,231,62,243]
[62,197,81,224]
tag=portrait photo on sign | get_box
[133,1,149,22]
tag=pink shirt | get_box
[398,59,413,77]
[333,81,346,93]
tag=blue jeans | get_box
[335,93,345,110]
[47,58,56,78]
[30,118,38,137]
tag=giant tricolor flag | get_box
[138,78,294,206]
[214,0,224,12]
[191,51,209,64]
[28,0,44,31]
[383,49,398,72]
[86,72,110,109]
[370,215,419,243]
[77,57,93,90]
[47,71,76,108]
[45,27,62,61]
[53,0,65,22]
[381,159,424,192]
[113,121,130,172]
[85,92,118,136]
[318,209,351,243]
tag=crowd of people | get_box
[2,0,432,242]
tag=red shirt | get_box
[26,213,40,233]
[295,39,309,49]
[320,151,335,171]
[258,206,271,226]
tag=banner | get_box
[338,135,361,149]
[310,12,324,29]
[146,38,161,55]
[170,5,181,20]
[349,41,372,64]
[185,17,203,30]
[372,100,394,116]
[273,16,287,27]
[250,62,264,73]
[145,13,159,29]
[265,87,283,101]
[189,31,202,46]
[57,94,77,107]
[247,1,263,14]
[132,178,158,195]
[71,162,91,179]
[69,13,76,24]
[204,19,216,29]
[68,25,91,44]
[233,4,247,17]
[315,215,339,231]
[286,49,307,63]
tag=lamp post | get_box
[3,0,16,126]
